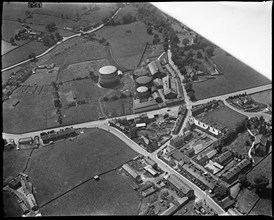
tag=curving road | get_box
[1,7,121,72]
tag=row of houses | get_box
[221,158,252,184]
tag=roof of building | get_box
[153,78,163,86]
[163,76,177,96]
[206,149,218,159]
[148,61,158,75]
[167,174,194,195]
[222,159,251,181]
[155,60,164,73]
[214,151,233,165]
[160,203,179,216]
[122,164,139,179]
[144,165,158,176]
[220,197,235,210]
[254,134,268,146]
[99,65,117,75]
[136,76,153,85]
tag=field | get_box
[2,2,37,20]
[246,153,272,188]
[113,4,138,24]
[235,188,260,214]
[192,48,271,100]
[2,41,48,69]
[57,59,111,82]
[40,37,107,68]
[2,39,18,55]
[96,21,155,70]
[139,43,165,66]
[40,170,140,215]
[24,128,138,208]
[1,20,29,46]
[24,68,59,85]
[249,198,272,216]
[205,105,247,130]
[250,89,272,106]
[2,93,54,133]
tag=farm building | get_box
[213,151,234,166]
[8,177,22,190]
[170,131,193,148]
[221,159,252,184]
[252,134,268,156]
[155,59,164,73]
[144,165,158,176]
[166,174,195,198]
[133,99,159,113]
[144,156,158,169]
[153,78,163,88]
[220,197,236,211]
[18,137,33,145]
[98,65,120,88]
[162,75,178,99]
[171,150,190,164]
[148,61,158,77]
[160,203,179,216]
[152,91,163,103]
[122,164,142,183]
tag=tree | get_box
[55,32,63,41]
[17,18,21,23]
[28,52,36,61]
[238,174,250,188]
[75,13,80,21]
[123,13,133,24]
[81,5,88,11]
[102,96,109,101]
[163,41,169,52]
[182,38,190,47]
[147,26,153,35]
[14,34,20,41]
[253,174,269,192]
[10,37,15,45]
[214,184,229,200]
[205,46,214,57]
[197,51,203,59]
[25,11,31,17]
[187,91,196,101]
[45,22,57,32]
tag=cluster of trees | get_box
[184,82,196,101]
[238,174,269,193]
[227,92,247,100]
[152,34,160,44]
[45,22,58,32]
[213,184,230,200]
[89,71,99,83]
[28,52,37,61]
[42,31,63,47]
[246,116,271,136]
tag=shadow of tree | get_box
[257,187,272,200]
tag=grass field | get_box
[1,20,29,46]
[96,21,155,70]
[246,153,272,188]
[57,59,111,82]
[24,128,138,207]
[24,68,59,85]
[3,93,54,133]
[250,89,272,106]
[235,188,260,214]
[1,40,18,55]
[40,170,140,215]
[249,198,272,216]
[205,105,247,130]
[3,149,33,181]
[40,37,107,68]
[2,41,48,69]
[3,2,37,20]
[193,48,271,100]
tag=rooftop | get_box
[99,65,117,75]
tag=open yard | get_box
[96,21,155,70]
[2,39,18,55]
[250,89,272,106]
[3,2,37,20]
[24,128,138,208]
[205,105,247,130]
[192,48,271,100]
[3,93,54,133]
[24,67,59,85]
[2,41,48,69]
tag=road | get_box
[1,8,121,72]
